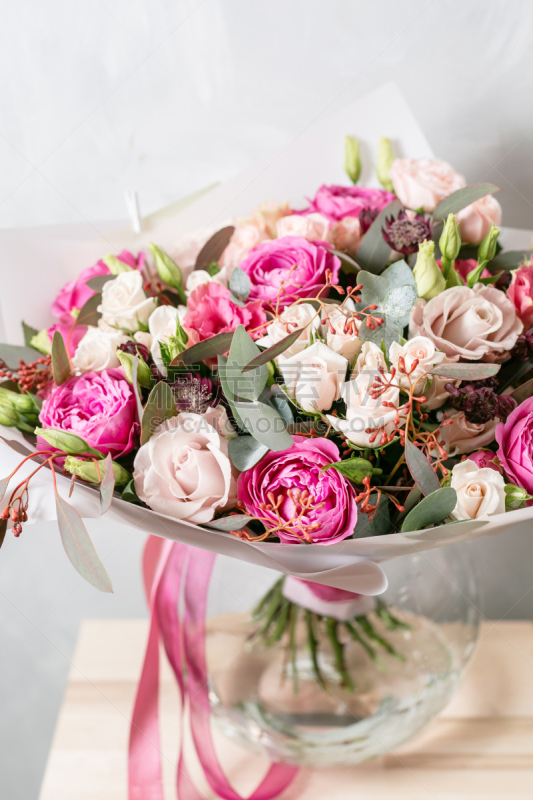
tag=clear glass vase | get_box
[205,544,480,768]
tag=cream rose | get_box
[241,201,292,238]
[278,342,348,413]
[98,271,156,332]
[328,370,404,448]
[456,194,502,245]
[256,303,320,359]
[441,411,498,456]
[72,326,128,373]
[353,341,387,375]
[276,213,331,242]
[331,216,362,258]
[450,459,505,520]
[389,158,466,212]
[321,300,362,362]
[148,305,181,376]
[410,284,522,361]
[389,336,447,391]
[133,413,236,523]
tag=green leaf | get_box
[223,325,268,402]
[359,270,389,306]
[55,488,113,592]
[430,363,500,380]
[242,328,304,372]
[433,184,500,221]
[466,262,486,288]
[322,457,373,484]
[381,284,417,319]
[51,331,71,386]
[355,199,403,274]
[269,393,294,427]
[0,343,42,369]
[235,400,293,451]
[102,254,133,275]
[404,517,487,540]
[0,517,7,550]
[22,321,39,347]
[405,439,440,496]
[511,378,533,404]
[228,436,268,470]
[229,267,251,301]
[487,249,533,272]
[35,427,104,458]
[75,293,102,328]
[381,260,416,291]
[122,479,142,505]
[141,381,177,445]
[149,243,186,303]
[371,494,391,536]
[172,331,234,366]
[86,275,113,292]
[195,226,235,271]
[130,356,145,423]
[99,453,116,514]
[401,487,457,533]
[330,248,360,275]
[204,514,257,532]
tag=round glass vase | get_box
[205,545,480,768]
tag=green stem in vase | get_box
[375,599,412,632]
[305,610,326,689]
[265,597,291,646]
[343,620,377,662]
[326,618,354,692]
[289,604,299,695]
[356,616,406,662]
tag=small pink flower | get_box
[297,184,394,222]
[183,282,268,344]
[456,195,502,244]
[467,450,502,473]
[507,261,533,328]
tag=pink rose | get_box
[456,195,502,244]
[183,282,268,344]
[442,411,498,456]
[297,184,394,222]
[468,450,502,473]
[437,258,491,283]
[47,321,86,357]
[507,262,533,328]
[496,396,533,494]
[51,250,143,323]
[38,369,137,458]
[275,213,331,242]
[389,158,466,212]
[410,285,522,361]
[239,236,340,310]
[331,216,363,257]
[237,436,357,545]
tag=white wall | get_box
[2,2,533,797]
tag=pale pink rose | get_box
[456,195,502,244]
[321,301,362,362]
[389,158,466,212]
[410,285,522,361]
[331,216,363,257]
[218,225,268,273]
[352,341,387,375]
[441,411,498,456]
[242,201,292,238]
[507,262,533,328]
[276,213,331,243]
[449,459,505,520]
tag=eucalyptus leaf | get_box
[381,260,416,291]
[195,226,235,271]
[228,436,268,470]
[433,183,500,221]
[234,400,293,451]
[355,199,403,274]
[401,487,457,533]
[75,293,102,327]
[269,393,294,427]
[371,494,391,536]
[51,331,71,386]
[405,439,440,496]
[381,284,417,319]
[404,517,487,541]
[0,343,43,369]
[0,517,7,549]
[229,267,251,301]
[55,489,113,592]
[0,475,11,503]
[330,248,360,275]
[122,479,142,505]
[242,328,304,372]
[99,453,116,515]
[86,275,113,292]
[140,381,177,445]
[359,270,390,306]
[430,363,500,380]
[204,515,257,532]
[488,249,533,272]
[22,321,39,347]
[172,331,234,366]
[222,325,268,402]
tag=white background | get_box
[2,1,533,797]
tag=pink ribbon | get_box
[128,538,299,800]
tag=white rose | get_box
[278,342,348,413]
[389,336,448,391]
[148,305,180,377]
[72,326,128,373]
[98,271,156,332]
[276,213,331,242]
[353,341,387,375]
[327,370,405,448]
[450,459,505,520]
[134,331,153,350]
[133,414,236,523]
[256,303,320,359]
[321,300,362,362]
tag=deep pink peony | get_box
[237,436,357,545]
[297,184,395,222]
[51,250,144,323]
[38,369,138,458]
[239,236,340,310]
[496,396,533,494]
[507,262,533,328]
[183,283,268,344]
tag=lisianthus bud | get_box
[344,135,361,184]
[439,213,461,262]
[478,223,500,264]
[116,349,152,388]
[0,387,38,415]
[102,253,133,274]
[504,483,532,511]
[29,329,53,355]
[149,242,186,303]
[413,240,445,300]
[65,456,131,486]
[0,402,19,427]
[376,137,395,192]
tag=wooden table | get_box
[39,620,533,799]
